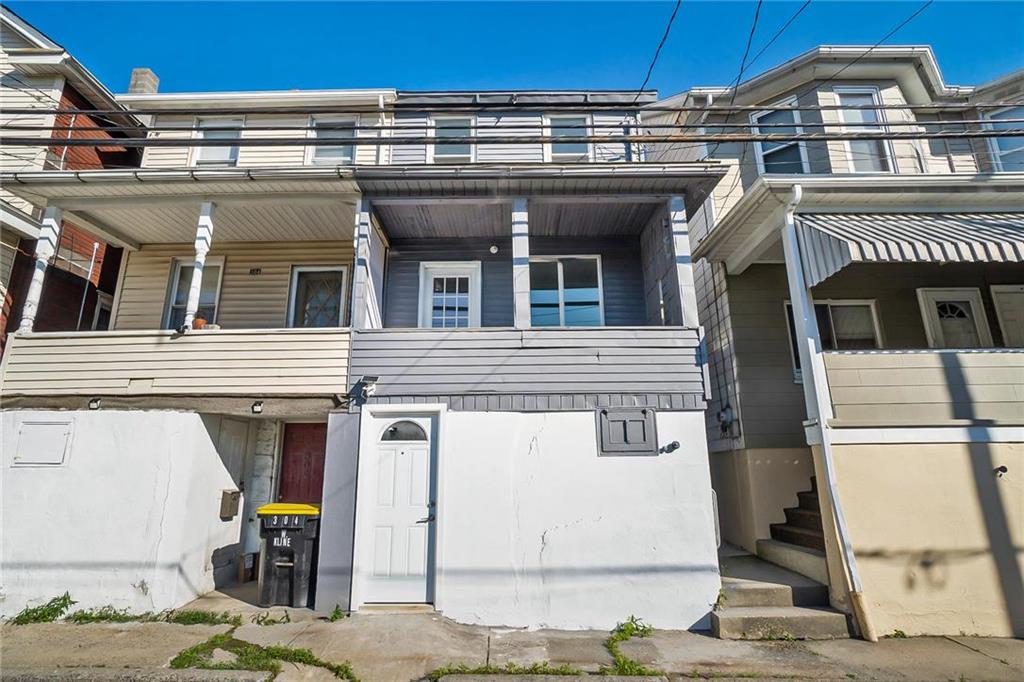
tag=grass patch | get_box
[171,632,357,680]
[427,662,584,680]
[10,593,76,624]
[601,615,664,677]
[164,609,242,627]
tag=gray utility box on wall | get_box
[595,407,658,456]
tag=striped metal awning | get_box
[796,212,1024,286]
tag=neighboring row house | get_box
[647,46,1023,638]
[0,7,142,352]
[1,31,1020,639]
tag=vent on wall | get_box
[595,408,658,457]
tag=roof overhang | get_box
[694,173,1024,275]
[117,89,398,112]
[2,163,725,246]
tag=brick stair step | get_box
[770,523,826,552]
[797,491,820,511]
[711,606,849,640]
[784,507,823,531]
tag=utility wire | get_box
[632,0,683,105]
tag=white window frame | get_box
[306,115,358,166]
[162,256,225,329]
[544,113,594,163]
[529,255,605,327]
[417,261,482,328]
[917,287,994,349]
[429,115,476,164]
[833,86,896,174]
[991,284,1024,348]
[91,291,113,331]
[286,265,349,328]
[191,117,243,167]
[784,299,883,382]
[750,97,809,175]
[983,105,1024,172]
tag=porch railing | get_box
[823,348,1024,425]
[0,328,351,397]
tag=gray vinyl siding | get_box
[381,236,646,328]
[350,327,707,411]
[391,113,429,165]
[728,261,1024,448]
[476,113,544,163]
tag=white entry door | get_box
[364,418,435,603]
[992,285,1024,347]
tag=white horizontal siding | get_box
[141,115,192,168]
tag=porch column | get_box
[512,197,531,329]
[668,196,699,328]
[350,198,371,330]
[182,201,215,331]
[18,205,62,333]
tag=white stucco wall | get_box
[1,410,246,616]
[354,408,720,630]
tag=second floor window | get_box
[164,258,223,329]
[194,118,241,167]
[311,118,356,165]
[433,117,473,162]
[836,89,892,173]
[751,102,807,174]
[987,106,1024,172]
[549,116,590,161]
[529,256,603,327]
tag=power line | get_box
[632,0,683,105]
[740,0,813,80]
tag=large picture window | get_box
[529,256,604,327]
[751,99,808,174]
[288,266,347,327]
[785,300,881,381]
[164,258,224,329]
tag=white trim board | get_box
[829,425,1024,445]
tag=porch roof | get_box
[1,163,725,246]
[797,212,1024,286]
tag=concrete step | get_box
[784,507,823,531]
[756,538,830,585]
[720,553,829,608]
[797,491,820,511]
[770,523,826,551]
[711,606,849,640]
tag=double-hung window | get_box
[529,256,603,327]
[418,262,481,328]
[785,300,881,381]
[985,105,1024,171]
[194,118,241,167]
[548,115,590,162]
[835,88,893,173]
[310,118,356,165]
[750,99,808,174]
[164,258,224,329]
[288,266,348,327]
[432,117,474,163]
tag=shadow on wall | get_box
[939,352,1024,637]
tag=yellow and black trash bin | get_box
[256,503,320,608]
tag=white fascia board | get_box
[117,89,399,110]
[0,6,62,49]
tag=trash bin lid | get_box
[257,503,321,516]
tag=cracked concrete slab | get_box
[487,628,613,673]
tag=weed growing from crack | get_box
[889,629,908,638]
[252,611,291,626]
[601,615,664,677]
[164,610,242,627]
[10,593,76,624]
[327,604,348,622]
[427,662,584,680]
[171,631,358,680]
[67,606,156,624]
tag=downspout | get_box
[779,185,877,642]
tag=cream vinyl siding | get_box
[140,115,193,168]
[113,241,354,330]
[824,350,1024,423]
[0,328,350,396]
[238,115,306,167]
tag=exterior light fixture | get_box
[489,245,499,254]
[251,400,264,415]
[358,375,380,399]
[88,398,101,410]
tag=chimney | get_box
[128,67,159,94]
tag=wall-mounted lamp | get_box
[251,400,264,415]
[659,441,680,455]
[358,375,380,399]
[489,245,499,255]
[88,398,101,410]
[994,465,1008,478]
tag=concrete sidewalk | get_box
[1,603,1021,681]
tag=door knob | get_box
[417,515,435,524]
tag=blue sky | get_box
[7,1,1023,96]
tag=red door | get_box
[278,423,327,504]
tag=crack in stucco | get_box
[149,418,178,611]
